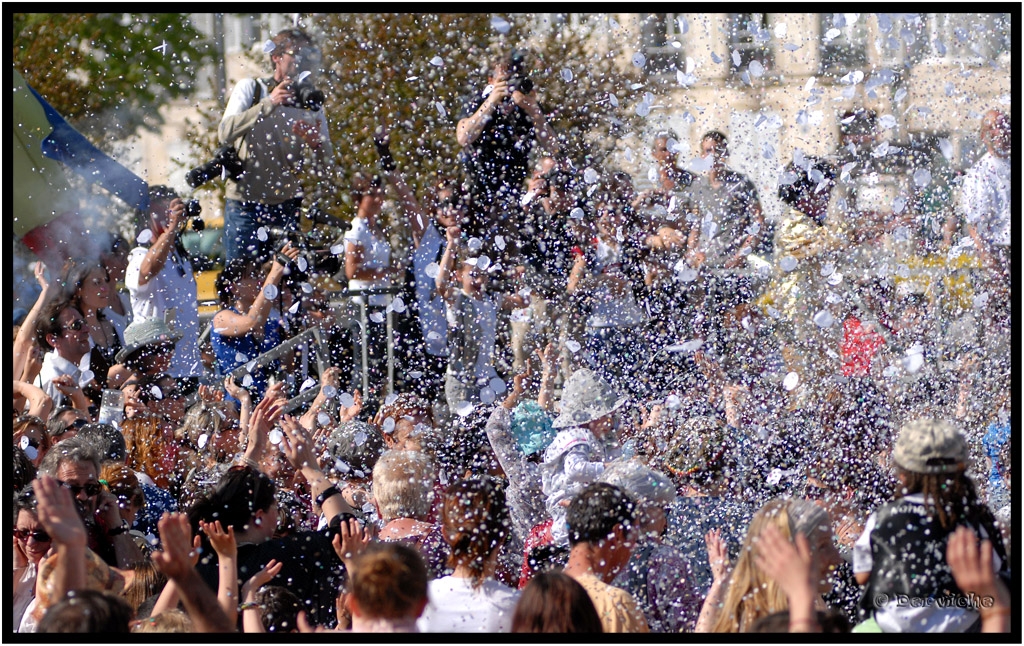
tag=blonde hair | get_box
[132,609,193,633]
[711,498,829,633]
[372,450,436,521]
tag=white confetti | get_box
[263,284,279,300]
[81,370,95,385]
[583,168,600,184]
[262,39,276,54]
[338,392,355,408]
[296,256,308,272]
[632,52,646,68]
[782,43,800,52]
[938,138,954,161]
[435,101,447,119]
[490,15,511,33]
[408,370,423,379]
[425,262,441,279]
[748,60,764,78]
[489,377,507,395]
[300,378,317,392]
[972,292,989,309]
[269,429,284,445]
[382,416,396,434]
[301,282,313,294]
[241,374,253,388]
[495,235,506,251]
[369,311,385,323]
[903,352,925,374]
[813,309,834,329]
[354,430,368,446]
[732,50,742,67]
[467,237,483,252]
[565,339,582,353]
[560,68,573,82]
[318,412,331,426]
[137,229,153,245]
[429,56,444,67]
[783,372,800,391]
[913,168,932,188]
[23,445,38,461]
[19,435,30,450]
[665,394,682,409]
[827,272,844,286]
[774,22,788,38]
[820,263,835,277]
[322,384,337,399]
[480,387,496,404]
[779,256,798,272]
[257,227,268,242]
[197,433,209,449]
[455,401,474,417]
[569,207,585,220]
[711,51,723,64]
[384,393,399,406]
[824,28,841,41]
[893,197,907,215]
[475,255,491,271]
[335,458,351,473]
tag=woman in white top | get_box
[418,477,520,632]
[344,171,395,406]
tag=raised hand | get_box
[754,524,815,602]
[200,519,237,561]
[332,517,375,564]
[151,512,199,582]
[34,474,87,548]
[338,387,362,424]
[705,528,730,583]
[241,559,283,600]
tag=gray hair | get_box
[372,450,436,521]
[325,420,385,480]
[598,460,677,506]
[37,436,102,477]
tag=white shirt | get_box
[344,217,392,307]
[587,238,646,328]
[411,222,448,357]
[125,245,203,378]
[418,576,520,633]
[961,152,1011,247]
[38,350,89,409]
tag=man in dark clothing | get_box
[456,49,558,246]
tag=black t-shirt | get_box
[459,94,536,225]
[196,529,344,627]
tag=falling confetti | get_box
[560,68,573,82]
[783,372,800,391]
[491,15,511,33]
[264,284,279,300]
[269,429,284,445]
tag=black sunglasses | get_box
[62,319,86,333]
[14,528,51,542]
[59,480,102,498]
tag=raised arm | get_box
[136,198,185,287]
[212,243,300,338]
[14,261,59,382]
[435,225,461,302]
[374,126,428,247]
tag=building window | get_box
[640,13,685,75]
[820,13,868,73]
[728,13,773,75]
[883,13,1011,65]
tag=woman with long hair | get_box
[61,260,124,386]
[697,497,841,633]
[417,477,519,632]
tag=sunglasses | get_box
[14,528,51,543]
[62,319,86,333]
[59,480,102,498]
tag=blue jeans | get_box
[223,197,303,261]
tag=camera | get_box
[507,49,534,95]
[184,199,205,231]
[186,145,246,189]
[291,79,325,111]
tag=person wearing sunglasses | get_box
[14,484,52,631]
[46,407,89,446]
[36,436,145,570]
[35,296,98,411]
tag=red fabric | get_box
[840,316,885,377]
[518,518,554,589]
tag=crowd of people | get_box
[12,29,1013,635]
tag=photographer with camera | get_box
[457,48,558,246]
[217,27,334,262]
[124,185,203,385]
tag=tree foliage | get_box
[12,12,214,145]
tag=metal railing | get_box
[200,286,403,412]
